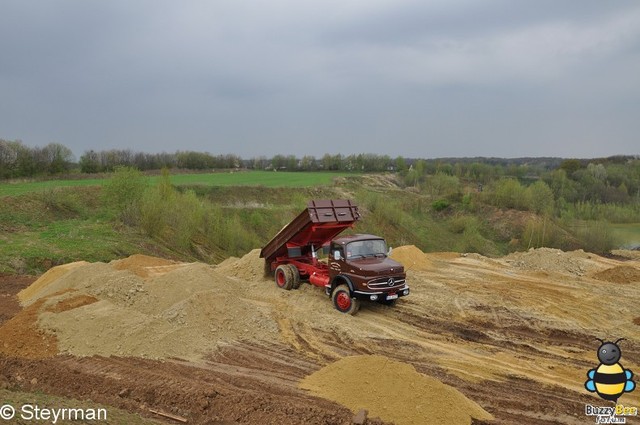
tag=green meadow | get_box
[0,171,352,197]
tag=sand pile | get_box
[390,245,434,272]
[10,253,280,361]
[19,263,144,307]
[592,265,640,284]
[503,247,597,275]
[110,254,184,279]
[216,249,266,281]
[612,250,640,260]
[0,298,58,359]
[299,355,492,425]
[18,261,87,305]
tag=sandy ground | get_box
[1,247,640,424]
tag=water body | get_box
[610,223,640,250]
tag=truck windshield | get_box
[345,239,387,259]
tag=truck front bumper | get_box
[353,285,410,302]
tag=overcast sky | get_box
[1,1,639,159]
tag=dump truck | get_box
[260,199,409,314]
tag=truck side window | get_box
[330,243,343,260]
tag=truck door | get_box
[329,242,344,278]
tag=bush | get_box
[458,226,499,256]
[101,167,148,222]
[138,186,166,238]
[138,180,204,251]
[423,173,460,199]
[431,199,450,212]
[362,192,404,226]
[489,179,530,210]
[526,181,554,215]
[38,188,87,217]
[448,215,478,234]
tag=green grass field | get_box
[0,171,353,197]
[0,171,356,273]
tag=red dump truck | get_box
[260,199,409,314]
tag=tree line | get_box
[1,139,638,208]
[0,139,74,178]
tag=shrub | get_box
[526,180,554,215]
[38,188,86,217]
[138,186,166,238]
[431,199,450,212]
[423,173,461,199]
[489,179,530,210]
[448,215,478,234]
[101,167,148,222]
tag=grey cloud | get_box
[0,0,638,158]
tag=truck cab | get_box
[328,234,409,313]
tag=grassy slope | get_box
[1,171,623,275]
[0,174,355,274]
[0,171,352,197]
[0,187,183,274]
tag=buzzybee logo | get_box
[585,338,635,402]
[584,338,638,424]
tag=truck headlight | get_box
[403,289,409,296]
[370,295,378,301]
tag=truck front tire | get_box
[275,265,294,290]
[331,284,360,315]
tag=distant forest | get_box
[1,138,639,207]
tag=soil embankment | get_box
[2,246,640,424]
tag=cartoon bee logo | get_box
[585,338,636,402]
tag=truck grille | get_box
[368,276,406,289]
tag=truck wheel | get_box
[288,264,301,289]
[331,285,360,315]
[275,265,294,290]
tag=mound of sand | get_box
[611,250,640,260]
[216,248,266,281]
[592,265,640,284]
[503,247,597,276]
[0,298,58,359]
[18,261,87,305]
[390,245,434,272]
[110,254,185,279]
[19,263,143,307]
[299,355,492,425]
[8,253,280,361]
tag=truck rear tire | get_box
[275,265,294,290]
[288,264,301,289]
[331,284,360,315]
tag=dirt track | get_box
[1,248,640,424]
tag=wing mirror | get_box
[334,250,342,261]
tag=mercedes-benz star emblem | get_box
[388,277,395,286]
